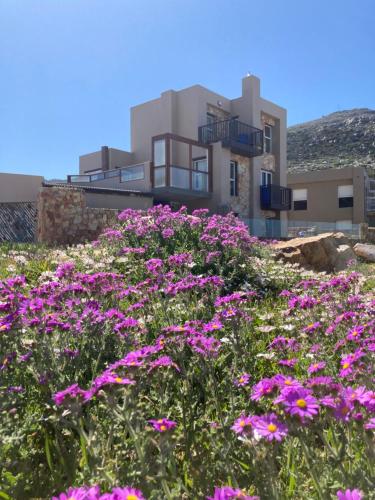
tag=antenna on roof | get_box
[246,71,251,77]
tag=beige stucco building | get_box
[287,166,375,232]
[69,75,290,236]
[0,172,44,202]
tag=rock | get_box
[273,232,356,272]
[353,243,375,262]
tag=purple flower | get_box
[276,388,319,421]
[364,418,375,430]
[336,489,363,500]
[148,418,176,432]
[251,378,277,401]
[207,486,259,500]
[253,413,288,442]
[101,487,145,500]
[231,415,257,435]
[52,485,100,500]
[53,384,86,406]
[307,361,326,374]
[234,373,251,387]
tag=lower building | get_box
[287,166,375,236]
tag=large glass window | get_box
[192,157,208,192]
[230,160,239,196]
[154,139,166,167]
[264,125,272,154]
[338,185,353,208]
[121,164,144,182]
[293,188,307,210]
[154,167,166,187]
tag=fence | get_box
[240,218,363,240]
[0,202,37,243]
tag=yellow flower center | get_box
[212,324,220,329]
[343,362,350,369]
[352,331,358,337]
[115,377,123,383]
[157,419,163,423]
[126,495,139,500]
[313,364,319,368]
[284,380,292,385]
[239,377,245,383]
[296,399,307,408]
[160,425,167,431]
[267,423,277,433]
[0,325,7,331]
[239,420,246,427]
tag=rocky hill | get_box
[287,108,375,173]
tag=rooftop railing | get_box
[198,118,264,158]
[67,163,146,184]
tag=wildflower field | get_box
[0,206,374,500]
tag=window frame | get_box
[264,124,273,154]
[338,185,354,208]
[230,160,239,197]
[293,188,308,211]
[261,170,272,186]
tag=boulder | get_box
[273,232,356,272]
[353,243,375,262]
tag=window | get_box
[261,170,272,186]
[153,139,166,166]
[192,157,208,192]
[121,164,144,182]
[293,188,307,210]
[264,125,272,154]
[338,185,353,208]
[230,160,239,196]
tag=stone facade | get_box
[229,154,251,218]
[37,186,119,245]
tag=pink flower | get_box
[207,486,259,499]
[276,388,319,421]
[336,489,363,500]
[148,418,176,432]
[52,485,100,500]
[231,415,257,435]
[253,413,288,442]
[307,361,326,374]
[234,373,251,387]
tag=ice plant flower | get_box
[148,418,176,432]
[234,373,251,387]
[207,486,259,499]
[101,487,146,500]
[307,361,326,374]
[52,485,100,500]
[276,388,319,420]
[253,413,288,442]
[336,489,363,500]
[231,415,256,435]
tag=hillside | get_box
[287,108,375,173]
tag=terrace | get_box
[198,117,264,158]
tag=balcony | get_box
[260,184,291,211]
[198,118,264,158]
[151,133,213,201]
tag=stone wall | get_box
[0,202,37,243]
[229,154,251,218]
[37,186,119,245]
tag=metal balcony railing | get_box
[198,118,264,158]
[260,184,291,211]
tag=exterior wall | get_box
[288,167,366,224]
[79,148,135,174]
[0,173,43,202]
[37,186,151,245]
[85,192,152,210]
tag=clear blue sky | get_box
[1,0,374,179]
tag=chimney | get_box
[101,146,109,171]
